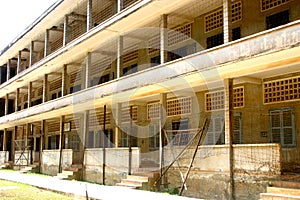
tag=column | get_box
[15,89,19,111]
[160,14,168,64]
[117,36,123,78]
[58,116,65,173]
[12,126,16,164]
[39,120,46,173]
[3,128,7,151]
[28,82,32,108]
[117,0,123,12]
[62,65,68,96]
[159,93,167,187]
[84,53,92,89]
[114,103,122,148]
[223,0,232,43]
[87,0,93,31]
[29,41,35,67]
[4,94,9,115]
[17,51,22,74]
[44,29,50,57]
[63,15,69,46]
[43,74,49,103]
[6,59,11,81]
[224,78,234,199]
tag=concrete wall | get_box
[84,147,140,185]
[14,150,31,165]
[0,151,8,164]
[41,149,73,175]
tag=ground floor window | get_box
[120,126,137,147]
[48,135,59,150]
[165,119,190,146]
[68,132,81,152]
[149,123,160,150]
[269,107,295,148]
[88,129,114,148]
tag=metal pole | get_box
[39,120,45,173]
[102,105,106,185]
[128,106,132,175]
[58,116,65,173]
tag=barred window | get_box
[261,0,291,11]
[270,107,295,147]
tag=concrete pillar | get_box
[62,65,68,96]
[3,128,7,151]
[43,74,49,103]
[117,36,123,78]
[12,126,16,164]
[4,94,9,115]
[6,59,11,81]
[84,53,92,89]
[87,0,93,31]
[45,29,50,57]
[118,0,123,12]
[17,51,22,74]
[224,78,234,199]
[159,93,167,186]
[29,41,35,67]
[160,14,168,64]
[223,0,232,43]
[114,103,122,147]
[58,116,65,173]
[63,15,69,46]
[39,120,46,173]
[28,82,32,108]
[15,88,19,112]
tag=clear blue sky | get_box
[0,0,58,51]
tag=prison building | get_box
[0,0,300,199]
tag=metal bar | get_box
[179,119,209,195]
[102,105,106,185]
[128,105,132,175]
[39,120,45,173]
[58,116,65,173]
[87,0,93,31]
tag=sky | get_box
[0,0,58,52]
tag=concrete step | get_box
[62,170,74,176]
[127,175,149,182]
[121,179,144,186]
[267,187,300,196]
[274,181,300,190]
[115,182,139,188]
[260,193,300,200]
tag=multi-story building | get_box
[0,0,299,199]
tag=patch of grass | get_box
[0,179,74,200]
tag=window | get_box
[120,126,137,147]
[48,135,59,149]
[205,116,225,145]
[122,64,137,76]
[266,10,289,30]
[270,107,295,148]
[206,33,224,49]
[150,55,160,67]
[149,123,160,150]
[232,27,241,41]
[166,119,189,146]
[68,132,81,151]
[70,84,81,94]
[168,46,188,62]
[233,113,242,144]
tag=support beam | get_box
[117,36,123,78]
[44,29,50,57]
[128,105,132,175]
[12,126,16,164]
[6,59,11,81]
[62,65,68,96]
[39,120,46,173]
[17,51,22,74]
[84,53,92,89]
[3,128,7,151]
[160,14,168,64]
[102,105,107,184]
[28,82,32,108]
[114,103,122,148]
[159,93,167,187]
[81,110,89,179]
[117,0,123,12]
[58,116,65,173]
[43,74,49,103]
[4,94,9,115]
[63,15,69,46]
[223,0,232,43]
[224,78,234,199]
[87,0,93,31]
[15,88,19,112]
[29,41,35,67]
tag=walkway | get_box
[0,170,201,200]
